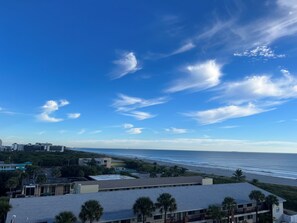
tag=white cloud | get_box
[217,71,297,104]
[170,42,196,55]
[90,130,102,134]
[78,129,86,135]
[194,0,297,55]
[166,60,223,93]
[37,99,80,123]
[113,94,168,112]
[37,100,65,122]
[67,113,81,119]
[165,127,188,134]
[186,103,268,125]
[59,99,70,107]
[38,113,63,122]
[123,111,155,120]
[126,128,143,135]
[234,45,285,58]
[111,52,141,79]
[0,107,17,115]
[123,123,134,129]
[113,94,168,120]
[220,125,239,129]
[37,131,46,135]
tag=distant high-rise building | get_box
[0,139,2,147]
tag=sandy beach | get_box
[139,158,297,187]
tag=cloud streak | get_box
[186,103,268,125]
[67,113,81,119]
[113,94,168,120]
[165,127,188,134]
[166,60,223,93]
[111,52,141,79]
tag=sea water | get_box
[74,148,297,180]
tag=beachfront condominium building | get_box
[78,157,112,168]
[6,183,285,223]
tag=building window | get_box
[238,216,244,221]
[188,211,195,215]
[247,215,253,219]
[238,204,243,208]
[25,187,35,196]
[64,185,70,194]
[154,215,162,220]
[247,203,253,207]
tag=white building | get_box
[6,183,285,223]
[78,157,112,168]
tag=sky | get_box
[1,0,297,153]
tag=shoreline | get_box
[72,149,297,187]
[140,158,297,187]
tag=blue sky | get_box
[1,0,297,153]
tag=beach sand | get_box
[139,158,297,187]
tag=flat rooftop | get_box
[6,183,285,223]
[89,174,135,181]
[77,176,203,190]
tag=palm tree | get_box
[232,169,246,182]
[265,195,279,223]
[6,177,19,197]
[249,190,265,223]
[207,205,224,223]
[0,198,12,223]
[55,211,77,223]
[79,200,103,223]
[133,197,155,223]
[155,193,177,223]
[222,197,236,223]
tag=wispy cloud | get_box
[186,103,268,125]
[147,42,196,59]
[220,125,239,129]
[113,94,168,120]
[234,45,285,58]
[90,130,102,134]
[37,100,69,123]
[0,107,18,115]
[77,129,86,135]
[165,127,188,134]
[166,60,223,93]
[121,122,143,134]
[111,52,141,79]
[123,111,155,120]
[170,42,196,56]
[216,70,297,104]
[126,127,143,135]
[113,94,168,112]
[67,113,81,119]
[123,123,134,129]
[37,131,46,135]
[193,0,297,56]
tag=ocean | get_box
[74,148,297,180]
